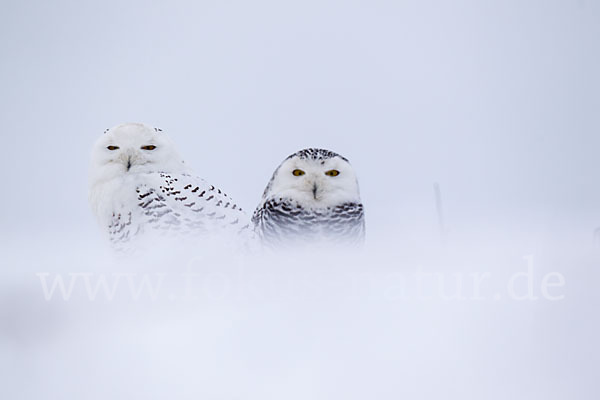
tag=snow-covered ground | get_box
[1,230,598,399]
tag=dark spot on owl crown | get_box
[286,148,349,163]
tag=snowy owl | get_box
[252,148,365,247]
[89,123,251,251]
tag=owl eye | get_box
[292,169,305,176]
[325,169,340,177]
[141,145,157,150]
[106,145,119,151]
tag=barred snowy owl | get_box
[89,123,251,250]
[252,148,365,247]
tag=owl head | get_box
[263,148,361,207]
[90,123,187,185]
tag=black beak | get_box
[312,183,318,199]
[127,158,131,171]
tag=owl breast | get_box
[253,197,365,247]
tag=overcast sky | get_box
[0,0,598,244]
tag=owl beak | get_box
[312,183,318,199]
[117,151,139,172]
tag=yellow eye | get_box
[106,145,119,151]
[292,169,305,176]
[325,169,340,176]
[141,145,157,150]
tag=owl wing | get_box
[109,172,252,247]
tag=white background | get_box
[0,1,599,399]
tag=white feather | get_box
[89,123,252,252]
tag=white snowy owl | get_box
[252,148,365,247]
[89,123,251,251]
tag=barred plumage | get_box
[89,123,251,251]
[253,148,365,247]
[105,171,250,247]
